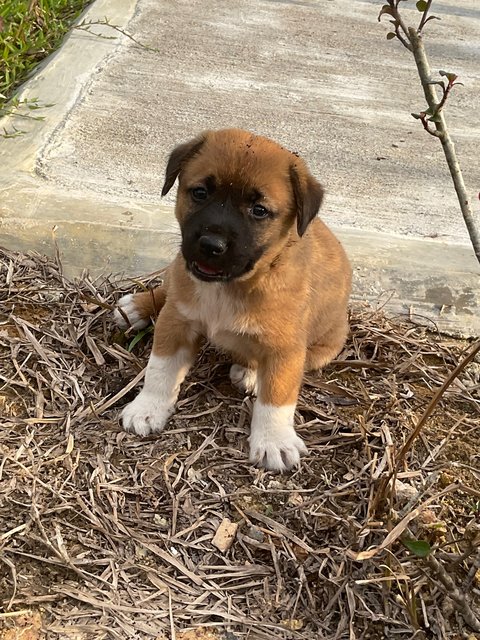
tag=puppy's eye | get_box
[191,186,208,202]
[251,204,269,219]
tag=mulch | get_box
[0,247,479,640]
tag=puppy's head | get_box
[162,129,323,283]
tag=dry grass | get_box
[0,247,479,640]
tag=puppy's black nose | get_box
[199,234,227,256]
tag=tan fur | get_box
[126,129,351,410]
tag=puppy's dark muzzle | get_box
[198,234,228,257]
[181,198,260,282]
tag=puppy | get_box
[115,129,352,472]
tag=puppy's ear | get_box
[161,134,207,196]
[289,163,324,237]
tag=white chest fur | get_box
[177,281,260,340]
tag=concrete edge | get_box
[1,180,478,337]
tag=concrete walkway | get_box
[1,0,479,335]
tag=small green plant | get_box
[0,95,55,138]
[127,326,154,352]
[402,537,431,557]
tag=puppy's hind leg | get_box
[115,285,167,331]
[229,364,258,395]
[305,317,349,371]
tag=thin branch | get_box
[424,553,480,632]
[408,27,480,263]
[378,2,412,50]
[395,339,480,469]
[380,2,480,262]
[402,530,480,632]
[436,80,452,113]
[372,340,480,515]
[418,0,434,31]
[419,112,441,137]
[394,15,413,49]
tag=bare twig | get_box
[372,340,480,514]
[417,0,434,32]
[424,553,480,632]
[417,111,441,137]
[395,339,480,469]
[379,2,480,264]
[408,27,480,263]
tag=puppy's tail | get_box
[114,284,167,331]
[136,284,167,323]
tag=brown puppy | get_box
[115,129,351,472]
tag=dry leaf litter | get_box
[0,247,479,640]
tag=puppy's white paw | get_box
[114,293,149,331]
[248,402,307,472]
[249,427,307,472]
[121,391,173,436]
[229,364,258,395]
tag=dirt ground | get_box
[1,248,479,639]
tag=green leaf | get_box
[439,70,458,82]
[127,326,154,352]
[416,0,428,11]
[411,113,422,120]
[378,4,394,21]
[386,32,396,40]
[403,538,431,557]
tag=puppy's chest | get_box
[177,285,260,341]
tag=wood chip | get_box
[211,518,238,552]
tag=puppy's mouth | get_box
[190,260,230,282]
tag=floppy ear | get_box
[161,134,207,196]
[289,163,324,237]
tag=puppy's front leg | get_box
[248,349,307,472]
[121,302,198,436]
